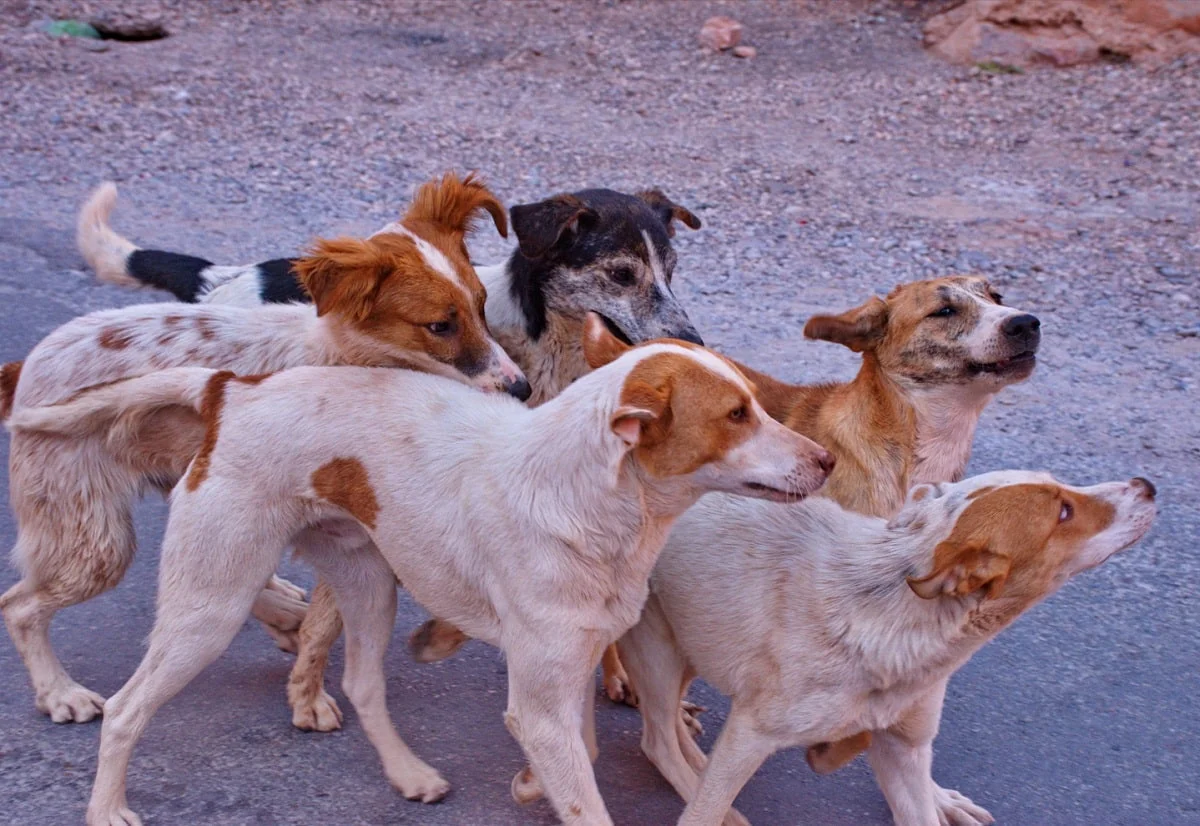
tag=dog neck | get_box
[905,382,994,487]
[480,260,589,407]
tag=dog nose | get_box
[673,327,704,346]
[816,450,836,475]
[1131,476,1157,499]
[505,377,532,402]
[1002,313,1041,344]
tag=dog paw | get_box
[265,574,308,603]
[38,682,105,724]
[263,624,301,655]
[86,805,143,826]
[681,699,706,738]
[291,689,343,732]
[510,765,546,804]
[391,763,451,803]
[604,671,639,707]
[934,786,994,826]
[408,619,469,663]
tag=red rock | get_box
[699,16,743,51]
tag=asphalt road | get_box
[1,2,1198,825]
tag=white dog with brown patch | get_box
[11,317,834,826]
[617,471,1156,826]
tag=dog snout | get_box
[1131,476,1157,500]
[671,326,704,346]
[1001,313,1041,349]
[505,376,533,402]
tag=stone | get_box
[699,16,743,51]
[924,0,1200,68]
[732,45,758,58]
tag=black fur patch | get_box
[257,258,309,304]
[507,189,679,340]
[127,249,214,302]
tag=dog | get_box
[618,470,1157,826]
[80,180,707,719]
[417,275,1042,727]
[10,316,836,826]
[0,172,527,725]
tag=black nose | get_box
[1132,476,1157,499]
[673,327,704,346]
[1001,313,1041,346]
[816,450,836,475]
[506,377,532,402]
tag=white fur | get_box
[619,471,1156,826]
[72,342,831,826]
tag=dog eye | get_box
[1058,501,1074,523]
[609,267,637,287]
[728,405,748,422]
[927,306,955,319]
[426,321,454,336]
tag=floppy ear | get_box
[636,189,702,237]
[292,237,390,322]
[907,540,1011,600]
[510,194,598,259]
[582,312,631,369]
[405,171,508,240]
[611,380,670,446]
[804,297,889,353]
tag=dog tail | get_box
[7,367,220,437]
[78,182,215,302]
[0,361,21,421]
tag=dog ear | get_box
[582,312,630,369]
[404,171,508,241]
[510,194,598,260]
[636,189,702,237]
[611,380,670,446]
[804,297,889,353]
[292,237,390,322]
[907,539,1011,600]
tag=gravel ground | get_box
[0,1,1197,824]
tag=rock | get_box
[699,16,743,51]
[924,0,1200,68]
[732,45,758,58]
[90,13,169,42]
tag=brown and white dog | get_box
[77,181,706,718]
[12,318,835,826]
[0,172,527,725]
[619,471,1156,826]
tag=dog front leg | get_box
[504,635,611,825]
[867,680,994,826]
[311,539,450,803]
[678,704,773,826]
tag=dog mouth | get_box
[595,313,633,346]
[969,350,1037,376]
[744,481,808,502]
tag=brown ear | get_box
[636,189,702,237]
[907,540,1011,600]
[292,237,390,322]
[405,171,508,240]
[582,312,631,369]
[611,380,670,446]
[804,297,889,353]
[510,194,598,259]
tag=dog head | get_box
[294,173,530,401]
[902,470,1156,627]
[582,315,833,502]
[507,188,703,346]
[805,275,1040,393]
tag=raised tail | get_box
[77,182,215,301]
[7,367,222,437]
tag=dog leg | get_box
[867,680,994,826]
[311,539,450,803]
[504,634,612,825]
[408,617,471,663]
[677,705,774,826]
[250,575,308,654]
[510,668,601,805]
[286,578,343,732]
[600,643,637,706]
[88,505,285,826]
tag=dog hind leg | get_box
[286,577,344,732]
